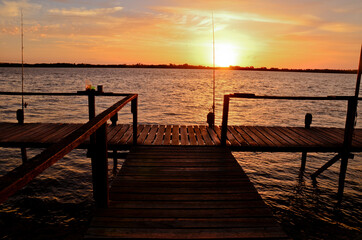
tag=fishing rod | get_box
[17,9,26,124]
[207,12,216,127]
[21,9,24,112]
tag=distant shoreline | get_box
[0,63,357,74]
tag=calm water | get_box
[0,67,361,239]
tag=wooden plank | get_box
[144,125,158,145]
[233,126,257,147]
[286,127,332,146]
[187,126,197,145]
[86,227,288,239]
[171,125,180,145]
[86,146,288,239]
[153,125,165,145]
[245,126,278,147]
[163,125,172,145]
[193,126,205,145]
[108,124,130,145]
[312,127,344,146]
[137,125,151,144]
[21,123,61,143]
[255,126,291,147]
[37,123,67,143]
[213,126,231,146]
[207,126,221,145]
[122,125,142,145]
[270,127,308,146]
[89,216,279,228]
[2,123,43,142]
[180,125,188,145]
[108,200,267,209]
[228,126,249,146]
[107,125,124,144]
[199,126,213,145]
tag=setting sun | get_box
[214,43,239,67]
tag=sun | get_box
[214,43,238,67]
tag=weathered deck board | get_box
[85,146,289,239]
[1,122,362,152]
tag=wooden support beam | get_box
[91,123,109,208]
[16,109,28,163]
[300,113,312,172]
[337,154,349,204]
[311,153,341,180]
[221,95,230,146]
[132,97,138,145]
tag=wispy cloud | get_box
[48,6,123,17]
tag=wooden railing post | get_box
[301,113,312,172]
[221,95,230,146]
[16,109,27,163]
[337,98,357,203]
[92,123,109,208]
[88,90,96,120]
[131,96,138,145]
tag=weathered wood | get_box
[0,94,137,204]
[154,125,166,145]
[2,123,362,152]
[171,125,180,145]
[221,95,230,146]
[92,123,109,208]
[86,146,288,239]
[180,125,188,145]
[131,97,138,145]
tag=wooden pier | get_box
[1,123,362,152]
[85,146,289,239]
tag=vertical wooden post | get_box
[301,113,312,172]
[110,112,119,169]
[337,98,357,202]
[16,109,27,163]
[88,90,96,120]
[92,123,109,208]
[131,97,138,145]
[221,95,230,146]
[88,91,96,157]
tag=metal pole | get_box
[21,10,24,112]
[212,13,216,117]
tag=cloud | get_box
[0,0,41,17]
[320,22,362,33]
[48,6,123,17]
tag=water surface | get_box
[0,67,361,239]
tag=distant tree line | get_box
[0,62,356,74]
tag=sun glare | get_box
[214,44,238,67]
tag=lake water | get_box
[0,67,361,239]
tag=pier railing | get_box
[221,93,360,147]
[0,92,138,207]
[220,93,360,203]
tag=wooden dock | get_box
[1,122,362,152]
[85,146,289,239]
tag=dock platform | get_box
[85,146,289,239]
[1,122,362,152]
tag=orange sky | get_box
[0,0,361,69]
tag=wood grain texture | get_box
[85,146,289,239]
[1,122,362,152]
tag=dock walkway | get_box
[85,146,289,239]
[1,122,362,152]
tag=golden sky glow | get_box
[0,0,361,69]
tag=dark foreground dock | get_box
[85,146,289,239]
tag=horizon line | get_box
[0,62,357,73]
